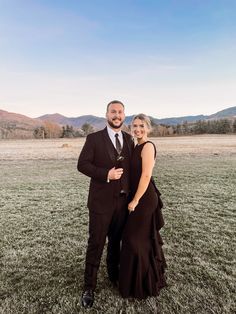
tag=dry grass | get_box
[0,135,235,314]
[0,134,235,160]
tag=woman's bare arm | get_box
[128,143,155,211]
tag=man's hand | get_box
[108,167,123,180]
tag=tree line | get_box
[1,118,235,140]
[32,118,236,139]
[33,122,94,139]
[170,118,236,135]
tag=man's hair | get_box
[106,100,124,112]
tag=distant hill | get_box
[152,106,236,125]
[39,114,107,130]
[0,109,43,139]
[38,113,70,125]
[38,106,236,127]
[0,109,41,127]
[208,106,236,120]
[0,105,235,139]
[152,114,206,126]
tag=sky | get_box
[0,0,236,119]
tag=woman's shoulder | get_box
[145,140,156,147]
[141,141,156,158]
[143,141,156,150]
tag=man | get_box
[77,100,134,308]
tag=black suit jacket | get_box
[77,127,134,214]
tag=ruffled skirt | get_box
[119,185,167,299]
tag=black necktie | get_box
[115,133,122,155]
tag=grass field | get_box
[0,135,235,314]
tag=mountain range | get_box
[0,106,236,137]
[38,106,236,129]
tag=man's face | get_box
[106,103,125,130]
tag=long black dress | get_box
[119,141,167,299]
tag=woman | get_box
[119,114,167,299]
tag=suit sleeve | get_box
[77,134,109,182]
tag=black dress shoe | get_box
[81,290,94,308]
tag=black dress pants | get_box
[84,194,128,290]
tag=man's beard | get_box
[107,119,123,129]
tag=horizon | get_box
[1,104,235,121]
[0,1,236,118]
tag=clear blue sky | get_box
[0,0,235,118]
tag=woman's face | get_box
[132,118,149,140]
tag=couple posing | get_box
[77,100,167,308]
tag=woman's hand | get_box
[128,199,139,213]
